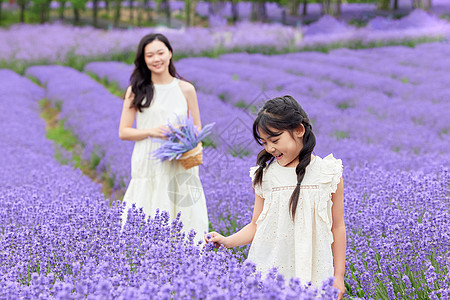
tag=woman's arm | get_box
[206,192,264,248]
[179,80,202,128]
[331,178,346,299]
[118,86,167,141]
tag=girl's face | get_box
[143,40,172,75]
[259,126,305,168]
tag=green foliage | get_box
[234,101,247,108]
[64,50,90,71]
[300,36,444,54]
[438,127,449,138]
[46,120,78,151]
[102,172,116,190]
[38,99,56,123]
[27,75,42,86]
[332,79,346,87]
[218,93,227,102]
[55,101,62,111]
[229,145,251,158]
[0,8,44,27]
[111,51,136,64]
[201,136,217,149]
[337,101,352,110]
[334,130,350,140]
[377,0,390,10]
[234,101,257,114]
[29,0,49,12]
[348,18,370,28]
[86,72,124,97]
[69,0,88,10]
[90,151,102,169]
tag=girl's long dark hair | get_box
[129,33,183,112]
[252,95,316,220]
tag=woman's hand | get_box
[333,276,345,300]
[204,231,228,248]
[148,125,169,139]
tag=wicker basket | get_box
[178,142,203,170]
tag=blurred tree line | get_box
[0,0,436,28]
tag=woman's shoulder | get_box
[178,79,196,93]
[178,79,196,103]
[124,85,135,102]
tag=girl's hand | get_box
[204,231,228,248]
[333,276,345,300]
[149,125,169,139]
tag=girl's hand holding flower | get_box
[205,232,229,248]
[333,276,345,300]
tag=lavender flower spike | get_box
[152,114,215,162]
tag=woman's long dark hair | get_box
[252,95,316,220]
[129,33,183,112]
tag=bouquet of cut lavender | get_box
[151,115,214,169]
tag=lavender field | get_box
[1,13,450,299]
[1,10,450,73]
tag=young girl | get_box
[205,96,346,299]
[119,33,209,239]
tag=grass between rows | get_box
[38,96,125,204]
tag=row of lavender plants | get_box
[25,65,134,191]
[50,41,450,297]
[0,70,340,298]
[86,41,450,172]
[82,39,450,210]
[1,10,449,73]
[188,44,450,169]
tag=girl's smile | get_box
[258,126,305,168]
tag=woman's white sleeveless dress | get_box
[122,78,209,239]
[247,154,343,287]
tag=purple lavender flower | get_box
[151,115,214,162]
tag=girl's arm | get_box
[331,178,346,299]
[119,86,167,141]
[206,192,264,248]
[179,81,202,129]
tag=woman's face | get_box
[143,40,172,75]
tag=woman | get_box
[119,33,209,239]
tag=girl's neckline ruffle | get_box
[273,155,318,171]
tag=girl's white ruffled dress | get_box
[122,78,209,239]
[247,154,343,287]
